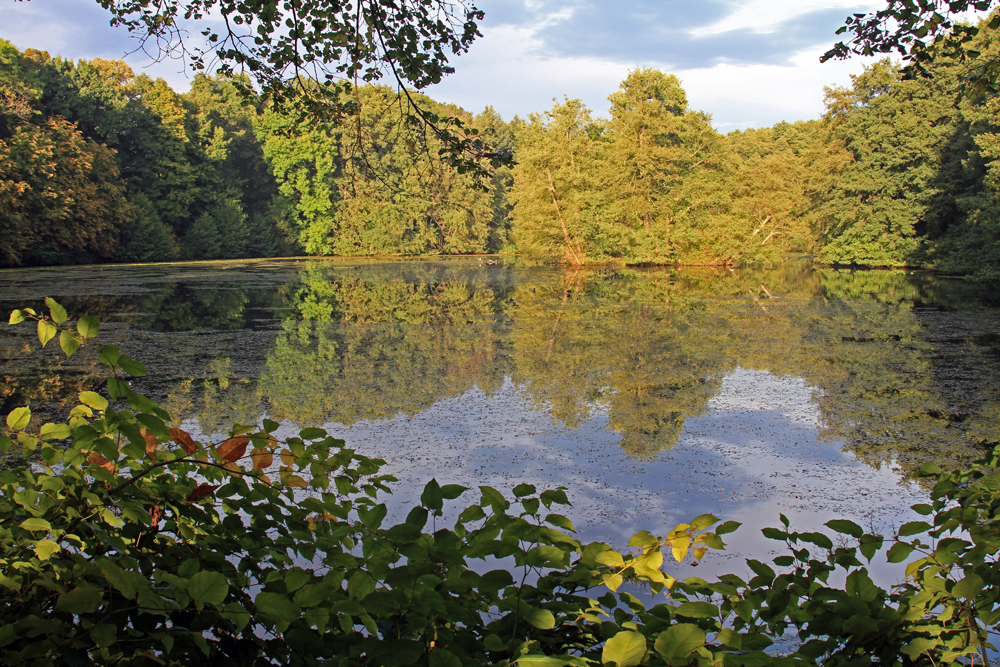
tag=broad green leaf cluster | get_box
[5,299,1000,665]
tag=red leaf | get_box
[186,484,220,502]
[216,436,249,463]
[140,427,159,456]
[169,427,198,455]
[85,450,115,472]
[251,449,273,471]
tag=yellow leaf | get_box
[285,474,307,488]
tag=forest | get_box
[5,13,1000,277]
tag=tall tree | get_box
[603,68,720,264]
[818,59,963,266]
[0,118,132,266]
[510,98,604,264]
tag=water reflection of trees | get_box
[739,269,1000,475]
[259,266,508,426]
[184,263,1000,474]
[8,261,1000,476]
[508,269,734,457]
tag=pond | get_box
[3,258,999,583]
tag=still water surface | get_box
[3,258,999,580]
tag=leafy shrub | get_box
[1,299,999,666]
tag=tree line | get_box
[6,14,1000,276]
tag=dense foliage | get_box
[11,14,1000,272]
[3,299,1000,665]
[0,41,511,266]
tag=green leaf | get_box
[178,558,200,579]
[596,550,625,568]
[545,513,575,532]
[859,534,884,562]
[799,531,834,549]
[347,571,376,600]
[522,606,556,630]
[19,518,50,532]
[188,571,229,608]
[8,310,24,325]
[761,527,786,540]
[602,630,646,667]
[299,427,326,439]
[56,586,104,614]
[79,391,109,412]
[689,513,719,531]
[37,320,57,347]
[40,423,71,441]
[59,330,80,357]
[484,634,506,651]
[32,539,61,561]
[479,485,509,510]
[654,624,705,663]
[45,297,67,324]
[284,568,311,593]
[518,657,577,667]
[440,484,467,500]
[902,637,939,659]
[118,356,147,377]
[97,559,147,600]
[220,603,251,631]
[76,315,99,339]
[716,520,741,535]
[7,406,30,430]
[825,519,863,538]
[540,488,569,506]
[99,345,121,367]
[255,592,300,624]
[917,462,942,477]
[91,623,116,648]
[886,542,915,563]
[421,478,444,511]
[513,483,536,497]
[429,648,462,667]
[359,504,387,529]
[293,582,331,608]
[898,521,931,537]
[107,378,127,399]
[953,573,985,599]
[673,601,717,619]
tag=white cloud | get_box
[691,0,876,36]
[429,13,877,129]
[675,46,879,131]
[0,0,887,128]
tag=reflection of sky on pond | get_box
[312,367,927,586]
[0,260,951,586]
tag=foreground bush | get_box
[1,299,999,666]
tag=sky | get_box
[0,0,892,131]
